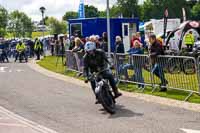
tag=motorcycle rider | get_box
[83,41,122,104]
[15,40,27,62]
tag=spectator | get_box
[131,42,145,89]
[115,36,125,53]
[28,40,34,58]
[157,37,163,46]
[64,35,70,50]
[85,37,90,43]
[55,40,60,55]
[131,33,141,48]
[42,38,49,57]
[114,36,125,78]
[95,35,101,49]
[50,39,55,56]
[136,32,141,41]
[121,41,144,83]
[102,32,108,42]
[69,36,75,50]
[73,37,85,74]
[72,37,84,52]
[34,38,42,60]
[90,35,96,43]
[149,34,168,92]
[102,32,108,52]
[194,37,200,47]
[184,31,195,52]
[60,36,65,56]
[1,48,9,63]
[168,36,179,53]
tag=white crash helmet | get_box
[84,41,96,52]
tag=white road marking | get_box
[0,107,58,133]
[0,67,25,73]
[0,123,27,127]
[16,69,24,72]
[180,128,200,133]
[0,67,8,73]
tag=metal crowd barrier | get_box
[154,55,199,95]
[65,50,200,101]
[65,50,84,73]
[116,54,153,89]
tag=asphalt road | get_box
[0,62,200,133]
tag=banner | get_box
[78,0,85,18]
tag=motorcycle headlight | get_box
[95,86,101,94]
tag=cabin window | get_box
[70,23,82,37]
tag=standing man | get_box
[15,40,27,62]
[149,34,168,92]
[184,31,195,52]
[102,32,108,52]
[115,36,125,53]
[34,38,42,60]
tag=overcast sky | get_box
[0,0,144,21]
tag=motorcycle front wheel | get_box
[99,84,116,114]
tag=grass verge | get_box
[37,56,200,104]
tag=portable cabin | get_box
[67,18,140,52]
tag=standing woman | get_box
[72,37,84,52]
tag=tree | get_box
[63,11,78,21]
[99,11,106,17]
[110,5,122,18]
[46,17,67,34]
[0,5,8,37]
[191,2,200,20]
[7,10,33,38]
[85,5,99,18]
[117,0,140,18]
[142,0,191,21]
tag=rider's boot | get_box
[113,88,122,99]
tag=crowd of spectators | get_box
[64,31,169,91]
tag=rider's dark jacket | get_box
[83,49,109,77]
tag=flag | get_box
[78,0,85,18]
[163,8,168,44]
[164,8,169,18]
[182,8,186,22]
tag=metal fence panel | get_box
[74,52,85,72]
[66,50,78,71]
[65,50,200,100]
[115,54,153,88]
[154,55,199,93]
[196,56,200,93]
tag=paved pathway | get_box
[0,62,200,133]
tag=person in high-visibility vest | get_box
[15,40,27,62]
[184,31,195,52]
[34,38,42,60]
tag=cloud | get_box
[1,0,145,21]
